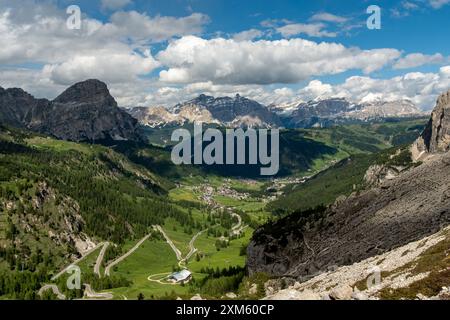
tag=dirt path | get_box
[94,242,109,277]
[147,215,242,286]
[147,272,178,285]
[104,234,151,276]
[38,284,66,300]
[231,213,242,233]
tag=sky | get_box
[1,0,450,110]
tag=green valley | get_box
[0,117,428,300]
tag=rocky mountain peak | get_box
[0,80,142,142]
[3,87,35,100]
[53,79,117,107]
[0,86,45,127]
[169,94,281,127]
[412,89,450,160]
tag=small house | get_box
[169,269,192,283]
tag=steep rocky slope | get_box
[282,98,359,128]
[247,90,450,282]
[264,226,450,300]
[0,80,143,142]
[0,181,95,271]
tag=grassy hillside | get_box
[267,146,418,214]
[267,154,374,214]
[0,126,205,298]
[0,127,192,242]
[265,118,427,214]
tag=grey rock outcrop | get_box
[0,80,143,142]
[364,164,407,187]
[412,90,450,160]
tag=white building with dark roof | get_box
[168,269,192,283]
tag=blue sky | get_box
[1,0,450,109]
[68,0,450,53]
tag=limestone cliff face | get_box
[0,80,143,142]
[412,90,450,160]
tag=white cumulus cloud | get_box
[109,11,210,43]
[157,36,401,85]
[276,23,337,38]
[393,53,445,69]
[43,50,159,85]
[0,3,209,86]
[296,66,450,110]
[429,0,450,9]
[310,12,348,23]
[232,29,264,41]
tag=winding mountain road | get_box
[38,284,66,300]
[94,242,109,277]
[104,234,151,276]
[51,242,106,281]
[156,225,183,261]
[146,226,207,283]
[182,229,207,263]
[83,284,113,300]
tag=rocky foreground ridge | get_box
[263,226,450,300]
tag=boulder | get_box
[329,285,353,300]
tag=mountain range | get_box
[1,79,424,135]
[127,94,282,128]
[272,98,425,128]
[126,95,425,129]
